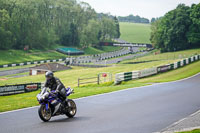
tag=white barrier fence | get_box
[115,54,200,84]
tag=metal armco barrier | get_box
[0,58,66,68]
[157,65,171,73]
[115,71,140,84]
[139,67,157,78]
[0,83,41,96]
[115,54,200,84]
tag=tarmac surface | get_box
[0,68,29,76]
[0,73,200,133]
[158,109,200,133]
[95,51,148,65]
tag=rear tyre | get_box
[65,99,77,118]
[38,104,52,122]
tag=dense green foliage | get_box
[120,22,151,43]
[118,14,149,24]
[150,3,200,52]
[0,0,120,50]
[114,16,120,38]
[150,17,160,23]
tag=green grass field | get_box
[120,22,151,43]
[0,22,200,112]
[0,59,199,112]
[0,46,121,66]
[0,48,199,86]
[0,64,35,71]
[0,48,200,112]
[121,48,200,65]
[99,46,122,52]
[0,50,67,66]
[83,46,121,55]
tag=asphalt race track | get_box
[95,51,148,65]
[0,68,29,77]
[0,73,200,133]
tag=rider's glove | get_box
[51,90,58,94]
[55,90,59,94]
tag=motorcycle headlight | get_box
[37,94,41,101]
[43,92,49,99]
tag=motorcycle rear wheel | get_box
[38,104,52,122]
[65,99,77,118]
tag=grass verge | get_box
[0,46,121,66]
[83,46,121,55]
[0,60,199,112]
[177,129,200,133]
[0,49,67,66]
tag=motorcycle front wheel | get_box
[65,99,77,118]
[38,104,52,122]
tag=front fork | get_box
[45,103,49,111]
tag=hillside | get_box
[119,22,151,44]
[0,46,121,66]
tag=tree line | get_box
[0,0,120,50]
[118,14,149,24]
[150,3,200,52]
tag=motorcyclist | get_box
[44,71,66,103]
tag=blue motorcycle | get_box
[37,87,77,122]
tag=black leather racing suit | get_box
[44,77,66,101]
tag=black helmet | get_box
[45,71,54,80]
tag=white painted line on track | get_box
[0,106,38,115]
[154,109,200,133]
[0,72,199,115]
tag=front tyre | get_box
[38,104,52,122]
[65,99,77,118]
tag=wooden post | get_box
[97,75,100,85]
[78,78,80,87]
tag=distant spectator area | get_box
[57,47,84,55]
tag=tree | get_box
[151,18,156,23]
[0,27,13,49]
[187,3,200,48]
[80,19,100,47]
[99,16,117,41]
[150,4,193,52]
[0,0,119,50]
[114,16,120,38]
[118,14,149,24]
[0,9,14,49]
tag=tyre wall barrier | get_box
[0,48,131,68]
[157,65,171,73]
[0,58,66,68]
[115,54,200,84]
[139,67,157,77]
